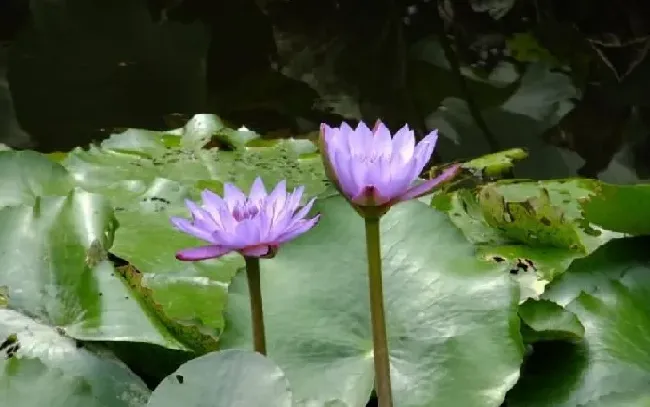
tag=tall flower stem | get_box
[245,256,267,355]
[364,217,393,407]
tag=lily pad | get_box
[580,182,650,236]
[57,115,331,350]
[146,349,292,407]
[61,114,329,208]
[477,179,612,252]
[0,150,74,208]
[90,175,240,351]
[508,237,650,407]
[433,181,600,299]
[0,308,150,407]
[0,189,183,349]
[461,148,528,179]
[518,299,585,343]
[477,245,577,302]
[220,196,524,407]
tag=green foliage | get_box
[0,308,150,407]
[581,183,650,236]
[0,115,649,406]
[518,299,585,343]
[147,350,293,407]
[508,238,650,407]
[220,196,523,407]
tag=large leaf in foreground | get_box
[60,116,329,348]
[0,190,183,349]
[0,309,149,407]
[220,197,523,407]
[508,237,650,407]
[147,350,292,407]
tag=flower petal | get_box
[340,123,361,156]
[170,217,215,243]
[397,164,461,202]
[413,130,439,171]
[365,155,392,201]
[223,183,247,210]
[230,219,261,247]
[291,196,316,221]
[392,125,415,160]
[267,180,287,210]
[185,200,217,231]
[176,245,231,261]
[249,177,268,203]
[201,189,226,222]
[348,153,368,194]
[332,148,359,198]
[320,125,350,198]
[351,185,390,206]
[275,214,321,244]
[240,245,271,257]
[372,121,392,156]
[355,121,374,147]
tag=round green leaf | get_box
[146,349,292,407]
[0,308,150,407]
[508,237,650,407]
[0,190,183,349]
[220,197,524,407]
[0,150,73,207]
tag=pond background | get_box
[2,0,650,182]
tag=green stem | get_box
[364,217,393,407]
[245,256,267,356]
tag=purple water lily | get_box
[319,121,460,211]
[171,178,320,261]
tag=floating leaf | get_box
[146,350,292,407]
[433,179,621,299]
[0,189,184,349]
[57,116,331,349]
[220,197,523,407]
[476,179,619,252]
[461,148,528,179]
[508,237,650,407]
[0,150,73,208]
[518,299,585,342]
[62,115,329,209]
[0,308,150,407]
[581,182,650,236]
